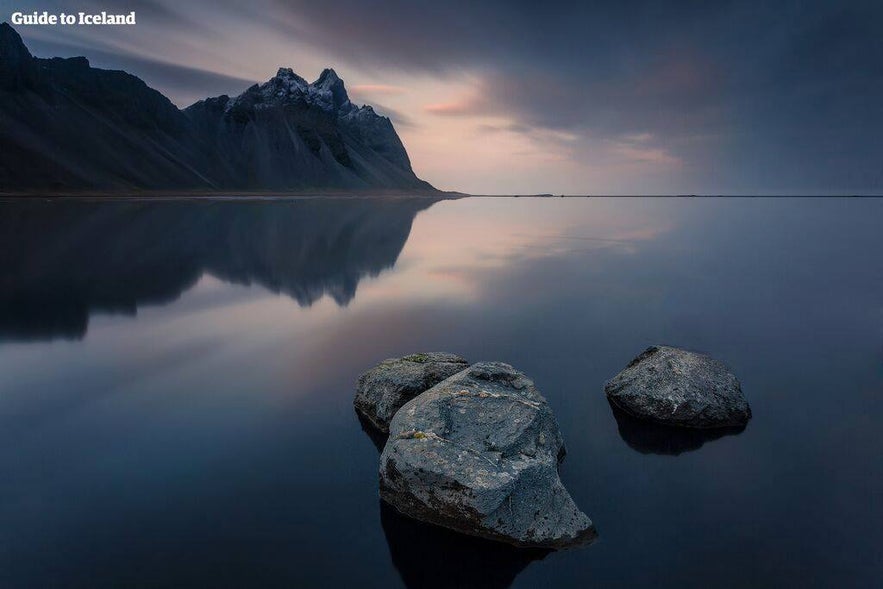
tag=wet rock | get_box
[605,346,751,428]
[379,362,595,549]
[355,353,469,433]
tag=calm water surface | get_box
[0,197,881,588]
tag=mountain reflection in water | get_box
[0,198,437,341]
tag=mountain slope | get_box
[184,67,429,190]
[0,23,216,190]
[0,23,433,193]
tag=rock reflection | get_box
[356,409,388,453]
[0,197,438,341]
[380,501,548,589]
[609,401,746,456]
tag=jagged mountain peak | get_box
[314,68,349,110]
[314,68,342,89]
[316,67,339,80]
[229,65,356,115]
[274,67,308,86]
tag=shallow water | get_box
[0,197,881,588]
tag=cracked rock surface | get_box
[605,345,751,428]
[379,362,595,548]
[355,353,470,433]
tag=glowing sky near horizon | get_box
[7,0,883,194]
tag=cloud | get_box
[349,84,408,96]
[475,123,532,135]
[423,101,483,116]
[608,138,682,167]
[367,103,417,128]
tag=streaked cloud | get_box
[349,84,408,96]
[424,101,482,116]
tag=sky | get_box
[5,0,883,194]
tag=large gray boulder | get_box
[605,346,751,428]
[355,353,469,433]
[379,362,595,548]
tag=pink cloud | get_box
[423,100,483,116]
[608,134,682,166]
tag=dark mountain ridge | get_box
[0,23,433,193]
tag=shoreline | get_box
[0,192,879,200]
[0,190,464,201]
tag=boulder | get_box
[379,362,595,548]
[355,352,469,433]
[605,346,751,428]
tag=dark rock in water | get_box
[379,362,595,548]
[609,401,746,455]
[380,500,547,589]
[605,345,751,428]
[354,353,469,433]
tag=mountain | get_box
[184,67,428,190]
[0,23,433,193]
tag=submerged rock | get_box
[355,353,470,433]
[605,346,751,428]
[379,362,595,548]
